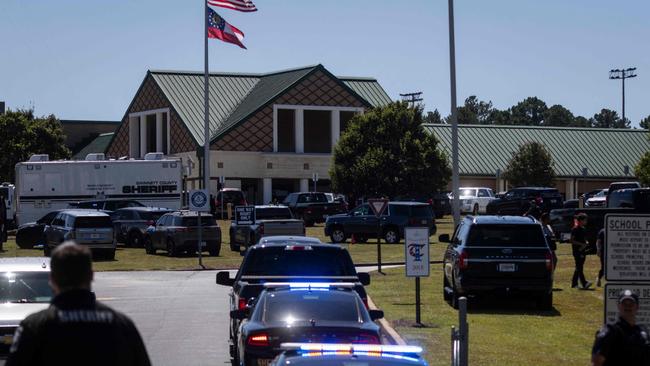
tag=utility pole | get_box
[400,92,423,108]
[609,67,637,122]
[448,0,460,227]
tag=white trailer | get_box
[15,153,183,226]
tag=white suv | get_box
[451,187,496,214]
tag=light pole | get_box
[609,67,637,122]
[448,0,460,227]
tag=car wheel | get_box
[538,291,553,310]
[144,237,155,255]
[472,204,479,215]
[209,246,220,256]
[15,231,33,249]
[105,249,116,260]
[230,242,240,252]
[330,227,346,243]
[166,238,177,257]
[127,231,143,248]
[384,228,399,244]
[243,354,257,366]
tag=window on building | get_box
[146,114,157,153]
[277,109,295,152]
[340,111,357,135]
[304,110,331,153]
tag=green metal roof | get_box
[149,64,390,145]
[423,124,650,178]
[73,132,114,160]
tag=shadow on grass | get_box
[464,296,562,317]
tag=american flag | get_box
[207,0,257,12]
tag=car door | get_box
[45,213,63,245]
[477,189,492,213]
[500,189,523,214]
[151,215,168,249]
[346,204,372,234]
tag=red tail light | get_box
[238,298,247,310]
[362,297,369,309]
[458,250,469,270]
[247,332,270,347]
[353,333,380,344]
[545,251,553,271]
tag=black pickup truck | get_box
[485,187,563,215]
[282,192,347,226]
[215,240,370,362]
[550,188,650,244]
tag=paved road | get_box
[94,270,234,366]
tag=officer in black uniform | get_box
[6,242,151,366]
[591,289,650,366]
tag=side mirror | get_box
[369,309,384,321]
[216,271,234,286]
[357,272,371,286]
[230,309,249,320]
[439,234,450,243]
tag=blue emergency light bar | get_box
[262,282,356,290]
[280,343,423,355]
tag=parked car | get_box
[485,187,563,216]
[15,210,63,249]
[440,215,554,309]
[43,210,116,259]
[550,187,650,244]
[324,201,436,244]
[229,205,305,252]
[394,193,449,219]
[213,188,248,219]
[0,257,52,357]
[143,211,221,257]
[216,241,370,363]
[449,187,497,215]
[68,199,145,212]
[110,207,173,247]
[270,344,427,366]
[585,189,608,207]
[282,192,347,226]
[234,283,383,365]
[606,181,641,202]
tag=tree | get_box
[330,102,451,200]
[503,142,555,187]
[488,109,512,125]
[509,97,548,126]
[543,105,574,127]
[424,109,444,124]
[451,96,494,125]
[0,109,70,182]
[572,116,592,128]
[590,109,630,129]
[640,115,650,129]
[634,152,650,187]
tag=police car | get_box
[270,343,428,365]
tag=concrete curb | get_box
[367,294,406,345]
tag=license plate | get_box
[561,233,571,241]
[91,233,100,239]
[200,241,206,247]
[2,334,13,345]
[257,359,271,366]
[498,263,516,272]
[550,199,557,203]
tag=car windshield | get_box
[297,194,327,203]
[255,207,293,220]
[263,291,360,322]
[180,216,215,226]
[411,205,433,217]
[540,190,560,197]
[466,224,546,247]
[74,216,112,228]
[594,190,608,198]
[242,247,356,276]
[222,191,244,203]
[140,211,169,221]
[0,271,52,303]
[460,189,477,197]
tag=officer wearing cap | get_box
[6,242,151,366]
[591,289,650,365]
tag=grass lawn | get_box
[367,237,604,365]
[0,219,450,271]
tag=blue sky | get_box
[1,0,648,126]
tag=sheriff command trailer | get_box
[15,153,183,226]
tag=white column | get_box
[300,179,309,192]
[331,110,340,151]
[139,115,147,158]
[263,178,273,204]
[566,179,575,199]
[273,107,278,152]
[295,108,304,153]
[156,112,163,153]
[128,116,138,158]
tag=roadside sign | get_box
[604,284,650,328]
[605,214,650,281]
[189,189,210,212]
[405,227,430,277]
[368,198,389,218]
[235,206,255,225]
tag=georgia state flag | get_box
[207,7,246,49]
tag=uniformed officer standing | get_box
[6,242,151,366]
[591,289,650,366]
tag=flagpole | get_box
[203,2,211,193]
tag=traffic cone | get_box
[351,234,356,245]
